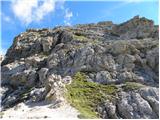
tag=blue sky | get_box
[1,0,159,54]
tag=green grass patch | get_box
[122,82,144,91]
[73,35,88,42]
[73,34,101,45]
[65,72,118,119]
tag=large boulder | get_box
[1,61,38,87]
[117,91,157,119]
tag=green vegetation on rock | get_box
[73,34,101,45]
[65,72,118,119]
[73,35,88,42]
[122,82,144,91]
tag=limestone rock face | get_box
[1,16,159,119]
[112,16,155,39]
[41,36,54,52]
[117,90,157,119]
[146,47,159,74]
[38,68,49,85]
[97,87,159,119]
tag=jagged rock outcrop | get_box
[112,15,155,39]
[97,86,159,119]
[1,16,159,119]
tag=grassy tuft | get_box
[73,35,88,42]
[65,72,118,119]
[122,82,144,91]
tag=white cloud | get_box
[11,0,56,25]
[1,12,12,23]
[56,0,65,9]
[35,0,55,21]
[65,9,73,19]
[12,0,38,25]
[3,16,11,22]
[11,0,74,26]
[64,8,73,26]
[2,14,12,23]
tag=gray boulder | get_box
[117,90,157,119]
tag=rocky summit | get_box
[1,16,159,119]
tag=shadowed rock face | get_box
[1,16,159,119]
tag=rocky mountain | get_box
[1,16,159,119]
